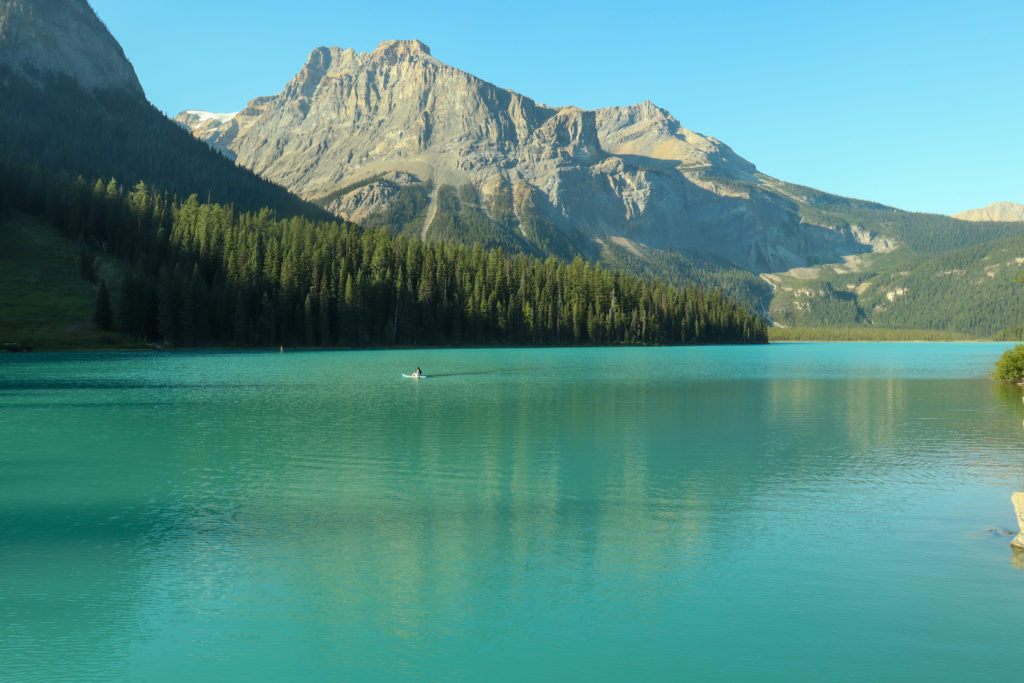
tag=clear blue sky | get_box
[90,0,1023,216]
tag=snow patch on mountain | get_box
[182,110,239,124]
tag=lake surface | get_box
[2,343,1024,681]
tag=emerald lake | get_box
[2,343,1024,681]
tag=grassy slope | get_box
[0,212,132,349]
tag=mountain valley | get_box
[2,0,1023,345]
[175,40,1024,337]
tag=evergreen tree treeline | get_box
[0,160,768,347]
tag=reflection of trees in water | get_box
[10,360,1024,672]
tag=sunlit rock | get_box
[1012,492,1024,550]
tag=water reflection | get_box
[1013,550,1024,572]
[118,365,1020,647]
[3,347,1024,678]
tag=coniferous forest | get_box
[0,158,768,347]
[0,66,767,348]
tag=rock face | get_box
[0,0,144,97]
[177,39,880,273]
[1013,492,1024,550]
[953,202,1024,223]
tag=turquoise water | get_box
[2,343,1024,681]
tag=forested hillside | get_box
[0,66,319,218]
[0,161,767,347]
[767,234,1024,336]
[315,177,770,312]
[783,181,1024,255]
[757,178,1024,336]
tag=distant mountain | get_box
[177,40,890,275]
[953,202,1024,223]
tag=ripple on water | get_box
[2,345,1024,680]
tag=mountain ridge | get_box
[5,5,1023,341]
[176,39,886,275]
[953,202,1024,223]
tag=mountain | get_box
[175,40,1024,337]
[953,202,1024,223]
[176,40,886,276]
[1,6,767,351]
[0,0,325,348]
[4,3,1022,341]
[0,0,319,217]
[0,0,143,96]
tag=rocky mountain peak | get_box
[303,46,339,73]
[372,39,431,61]
[952,202,1024,222]
[0,0,144,96]
[177,39,876,274]
[618,100,677,125]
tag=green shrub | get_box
[993,344,1024,382]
